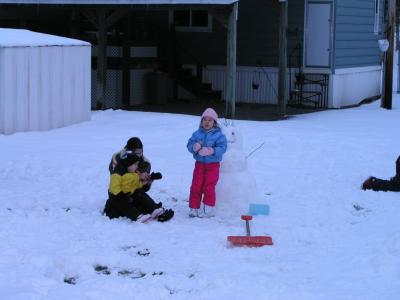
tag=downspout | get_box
[397,6,400,93]
[278,0,288,117]
[328,0,337,107]
[225,2,238,119]
[331,0,336,75]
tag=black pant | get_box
[104,189,161,221]
[370,177,400,192]
[131,189,161,214]
[370,156,400,192]
[104,196,142,220]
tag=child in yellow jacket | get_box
[104,151,174,222]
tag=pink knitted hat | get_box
[201,108,218,122]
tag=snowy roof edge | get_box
[0,0,238,4]
[0,29,91,47]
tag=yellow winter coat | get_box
[109,172,144,196]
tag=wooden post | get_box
[83,8,129,109]
[168,24,178,101]
[122,15,131,106]
[70,10,78,38]
[96,9,107,110]
[382,0,396,109]
[278,0,288,116]
[225,2,238,119]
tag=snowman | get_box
[216,121,261,217]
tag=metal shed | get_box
[0,28,91,134]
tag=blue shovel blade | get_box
[249,203,270,216]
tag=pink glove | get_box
[198,147,214,156]
[193,142,201,153]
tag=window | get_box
[374,0,381,35]
[170,10,212,32]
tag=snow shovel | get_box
[249,203,270,216]
[227,215,273,247]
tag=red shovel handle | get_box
[241,215,252,221]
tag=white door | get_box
[305,1,332,68]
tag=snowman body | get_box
[216,123,259,216]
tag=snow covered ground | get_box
[1,97,400,300]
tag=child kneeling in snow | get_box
[104,151,174,222]
[186,108,227,217]
[109,137,153,192]
[361,155,400,192]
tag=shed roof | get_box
[0,28,91,47]
[0,0,237,4]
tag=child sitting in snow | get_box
[186,108,227,217]
[104,148,174,222]
[361,155,400,192]
[109,137,154,192]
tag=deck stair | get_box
[289,72,329,108]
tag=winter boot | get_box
[189,208,199,218]
[361,176,376,190]
[151,207,165,219]
[136,214,152,223]
[198,204,215,218]
[157,209,174,222]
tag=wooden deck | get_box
[122,100,327,121]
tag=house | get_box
[0,0,386,113]
[190,0,385,108]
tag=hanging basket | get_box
[252,82,259,90]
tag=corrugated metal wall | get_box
[204,66,291,104]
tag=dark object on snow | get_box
[94,264,111,275]
[157,209,174,222]
[64,276,78,285]
[361,155,400,192]
[353,204,365,211]
[118,269,146,279]
[150,172,162,180]
[137,249,150,256]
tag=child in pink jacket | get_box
[186,108,227,217]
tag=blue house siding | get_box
[334,0,381,69]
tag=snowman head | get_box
[221,120,243,150]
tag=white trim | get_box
[374,0,381,35]
[330,68,381,108]
[303,0,334,69]
[203,65,279,72]
[334,65,381,75]
[203,64,381,109]
[0,0,238,4]
[302,67,332,74]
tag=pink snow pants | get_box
[189,161,220,209]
